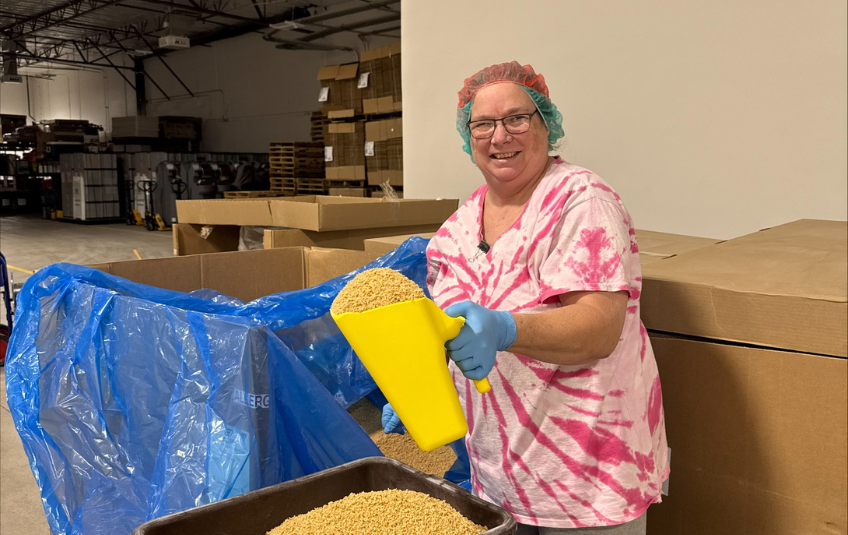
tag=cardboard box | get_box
[325,166,366,181]
[317,62,361,114]
[357,227,702,257]
[363,232,438,256]
[648,335,847,535]
[635,229,722,265]
[325,121,365,168]
[641,219,848,534]
[91,247,377,303]
[642,219,847,356]
[172,223,242,256]
[263,224,442,252]
[327,187,368,197]
[111,116,158,138]
[174,196,456,249]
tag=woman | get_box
[383,62,669,534]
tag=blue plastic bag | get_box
[5,239,430,535]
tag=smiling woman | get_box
[378,62,671,534]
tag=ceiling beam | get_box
[2,0,125,40]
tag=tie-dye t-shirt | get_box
[426,158,669,528]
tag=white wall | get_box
[0,54,135,129]
[143,32,397,153]
[401,0,847,239]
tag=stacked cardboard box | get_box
[641,220,847,534]
[318,63,362,117]
[268,142,325,194]
[364,118,403,187]
[324,122,366,181]
[360,42,402,114]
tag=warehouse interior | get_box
[0,1,846,534]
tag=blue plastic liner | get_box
[5,239,433,535]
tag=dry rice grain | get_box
[331,268,425,315]
[373,432,457,477]
[266,489,487,535]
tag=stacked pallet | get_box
[269,142,325,194]
[310,112,330,144]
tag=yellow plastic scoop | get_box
[332,297,490,452]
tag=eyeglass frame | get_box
[466,109,540,139]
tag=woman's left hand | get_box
[444,301,517,381]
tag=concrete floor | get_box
[0,214,173,535]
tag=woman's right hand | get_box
[381,403,406,435]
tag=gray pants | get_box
[515,511,646,535]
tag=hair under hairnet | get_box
[455,62,565,163]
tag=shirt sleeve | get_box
[538,196,634,303]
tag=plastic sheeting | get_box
[5,239,431,535]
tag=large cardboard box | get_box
[642,219,846,356]
[90,247,376,303]
[176,196,457,232]
[325,121,365,177]
[365,118,403,187]
[641,219,848,535]
[265,224,441,252]
[317,63,362,115]
[359,228,721,259]
[359,42,401,111]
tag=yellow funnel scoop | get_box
[332,297,490,452]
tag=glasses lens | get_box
[503,114,532,134]
[469,121,495,138]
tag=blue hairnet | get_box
[455,85,565,163]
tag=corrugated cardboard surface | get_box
[177,199,274,226]
[305,248,376,287]
[173,223,241,256]
[89,246,375,302]
[648,335,847,535]
[264,224,441,251]
[363,232,438,255]
[642,219,848,356]
[177,197,457,231]
[635,229,722,256]
[268,197,457,232]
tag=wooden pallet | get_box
[296,178,327,194]
[270,178,298,193]
[223,190,290,198]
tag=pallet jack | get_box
[125,176,143,226]
[137,180,168,232]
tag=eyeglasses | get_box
[467,110,539,139]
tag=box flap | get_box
[317,65,340,81]
[176,199,274,226]
[336,63,359,80]
[363,232,437,256]
[173,223,241,256]
[642,219,848,356]
[635,229,722,256]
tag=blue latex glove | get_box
[381,403,406,435]
[444,301,517,381]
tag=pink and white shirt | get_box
[426,159,669,528]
